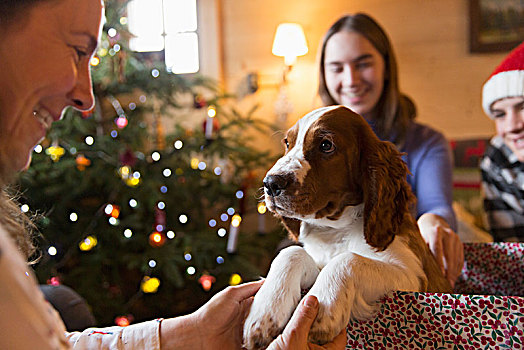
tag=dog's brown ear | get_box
[278,215,301,241]
[361,140,416,251]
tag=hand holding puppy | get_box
[268,295,347,350]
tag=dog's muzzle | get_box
[263,174,290,197]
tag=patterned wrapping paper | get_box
[345,243,524,349]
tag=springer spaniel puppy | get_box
[243,106,451,349]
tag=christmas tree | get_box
[17,1,283,326]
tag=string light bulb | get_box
[207,105,217,118]
[48,246,57,256]
[178,214,188,224]
[257,202,267,214]
[174,140,183,149]
[231,214,242,227]
[118,166,131,179]
[149,232,165,247]
[79,236,98,251]
[90,57,100,66]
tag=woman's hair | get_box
[0,0,49,27]
[0,188,39,261]
[317,13,416,146]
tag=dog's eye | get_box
[283,138,289,148]
[320,140,335,153]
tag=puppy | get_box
[243,106,451,349]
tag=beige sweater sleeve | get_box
[66,319,162,349]
[0,224,162,350]
[0,225,70,350]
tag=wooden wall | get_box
[215,0,513,150]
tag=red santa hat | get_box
[482,41,524,118]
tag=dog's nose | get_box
[264,175,288,197]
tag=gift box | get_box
[345,243,524,349]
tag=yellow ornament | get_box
[46,145,65,162]
[125,177,141,187]
[190,158,199,170]
[141,276,160,293]
[98,47,108,57]
[118,166,141,187]
[229,273,242,286]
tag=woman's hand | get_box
[160,280,263,350]
[268,295,347,350]
[418,213,464,288]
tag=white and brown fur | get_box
[243,106,451,349]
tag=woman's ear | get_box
[361,140,416,250]
[278,215,301,241]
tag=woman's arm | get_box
[410,129,463,287]
[412,132,457,231]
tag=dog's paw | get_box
[307,297,349,345]
[243,246,319,349]
[243,287,300,350]
[243,311,282,350]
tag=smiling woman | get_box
[0,0,101,176]
[0,0,105,347]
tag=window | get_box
[127,0,199,74]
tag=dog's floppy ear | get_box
[277,215,301,241]
[361,139,416,251]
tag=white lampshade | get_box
[271,23,308,66]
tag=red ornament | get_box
[47,276,61,286]
[75,154,91,171]
[105,205,120,219]
[193,94,207,109]
[198,274,216,291]
[114,314,133,327]
[119,149,137,167]
[115,116,128,129]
